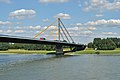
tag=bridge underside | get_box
[0,36,86,55]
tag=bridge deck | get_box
[0,36,85,48]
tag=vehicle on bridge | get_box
[40,38,46,41]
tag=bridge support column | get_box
[70,47,73,52]
[55,44,64,55]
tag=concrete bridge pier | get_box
[69,46,76,52]
[55,44,64,55]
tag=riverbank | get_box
[75,48,120,54]
[0,49,55,54]
[0,48,120,54]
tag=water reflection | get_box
[0,54,55,69]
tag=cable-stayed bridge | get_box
[0,18,86,55]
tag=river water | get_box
[0,54,120,80]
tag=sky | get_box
[0,0,120,44]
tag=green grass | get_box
[75,48,120,54]
[0,48,120,54]
[0,49,55,54]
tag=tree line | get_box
[0,39,69,51]
[0,42,69,51]
[0,43,56,51]
[1,37,120,51]
[88,38,120,50]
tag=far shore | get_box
[0,48,120,54]
[0,49,55,54]
[75,49,120,54]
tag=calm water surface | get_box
[0,54,120,80]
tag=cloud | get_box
[0,0,11,4]
[43,18,50,22]
[70,19,120,36]
[6,30,12,33]
[70,23,97,30]
[0,30,3,33]
[81,30,93,35]
[0,21,12,25]
[57,26,95,37]
[95,14,104,17]
[69,19,120,38]
[87,27,96,30]
[71,23,82,27]
[9,9,36,20]
[54,13,71,20]
[29,26,41,30]
[102,32,117,35]
[39,0,69,3]
[15,30,24,33]
[85,19,120,26]
[67,27,79,31]
[84,0,120,12]
[100,32,119,38]
[43,26,57,30]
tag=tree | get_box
[87,42,93,48]
[93,38,101,49]
[91,38,116,50]
[109,38,120,48]
[0,42,9,51]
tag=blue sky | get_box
[0,0,120,44]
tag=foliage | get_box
[0,42,9,50]
[109,38,120,48]
[87,42,93,48]
[0,42,56,51]
[88,38,118,50]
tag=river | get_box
[0,54,120,80]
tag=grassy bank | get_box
[0,49,55,54]
[75,48,120,54]
[0,48,71,54]
[0,48,120,54]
